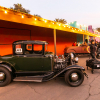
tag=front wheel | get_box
[65,69,84,87]
[0,67,11,87]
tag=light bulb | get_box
[22,15,24,18]
[5,11,7,14]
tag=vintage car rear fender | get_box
[0,61,15,72]
[67,49,76,53]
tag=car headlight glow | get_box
[70,53,74,59]
[75,57,78,61]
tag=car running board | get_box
[13,76,42,82]
[13,72,54,82]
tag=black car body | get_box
[0,40,88,87]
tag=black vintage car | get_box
[0,40,88,87]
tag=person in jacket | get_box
[95,41,97,46]
[89,40,97,59]
[97,42,100,52]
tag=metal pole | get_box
[54,29,56,56]
[88,35,89,43]
[83,34,84,43]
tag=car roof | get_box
[13,40,48,45]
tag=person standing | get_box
[89,40,97,59]
[97,42,100,52]
[72,42,76,46]
[77,41,80,46]
[95,41,97,46]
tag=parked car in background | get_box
[0,40,88,87]
[64,44,90,57]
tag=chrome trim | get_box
[0,72,5,81]
[13,79,42,82]
[66,66,85,70]
[71,73,78,81]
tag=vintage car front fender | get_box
[43,65,85,82]
[65,65,85,71]
[57,65,85,76]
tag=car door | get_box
[12,55,52,71]
[81,45,88,53]
[12,55,44,71]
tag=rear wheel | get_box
[0,67,11,87]
[65,69,84,87]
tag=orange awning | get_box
[0,6,99,37]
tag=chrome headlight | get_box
[75,57,78,61]
[70,53,74,59]
[62,55,64,59]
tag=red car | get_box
[64,44,90,57]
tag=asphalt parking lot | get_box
[1,56,100,100]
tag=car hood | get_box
[0,54,14,60]
[45,51,54,56]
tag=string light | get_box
[4,11,7,14]
[2,7,100,37]
[59,24,61,26]
[22,15,24,18]
[80,29,82,31]
[44,20,47,23]
[35,18,37,21]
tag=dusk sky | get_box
[0,0,100,29]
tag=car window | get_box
[33,44,43,54]
[34,44,42,51]
[25,44,43,55]
[26,44,32,51]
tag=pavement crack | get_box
[27,84,42,95]
[85,74,100,100]
[91,91,100,96]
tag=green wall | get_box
[77,34,89,44]
[77,34,83,44]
